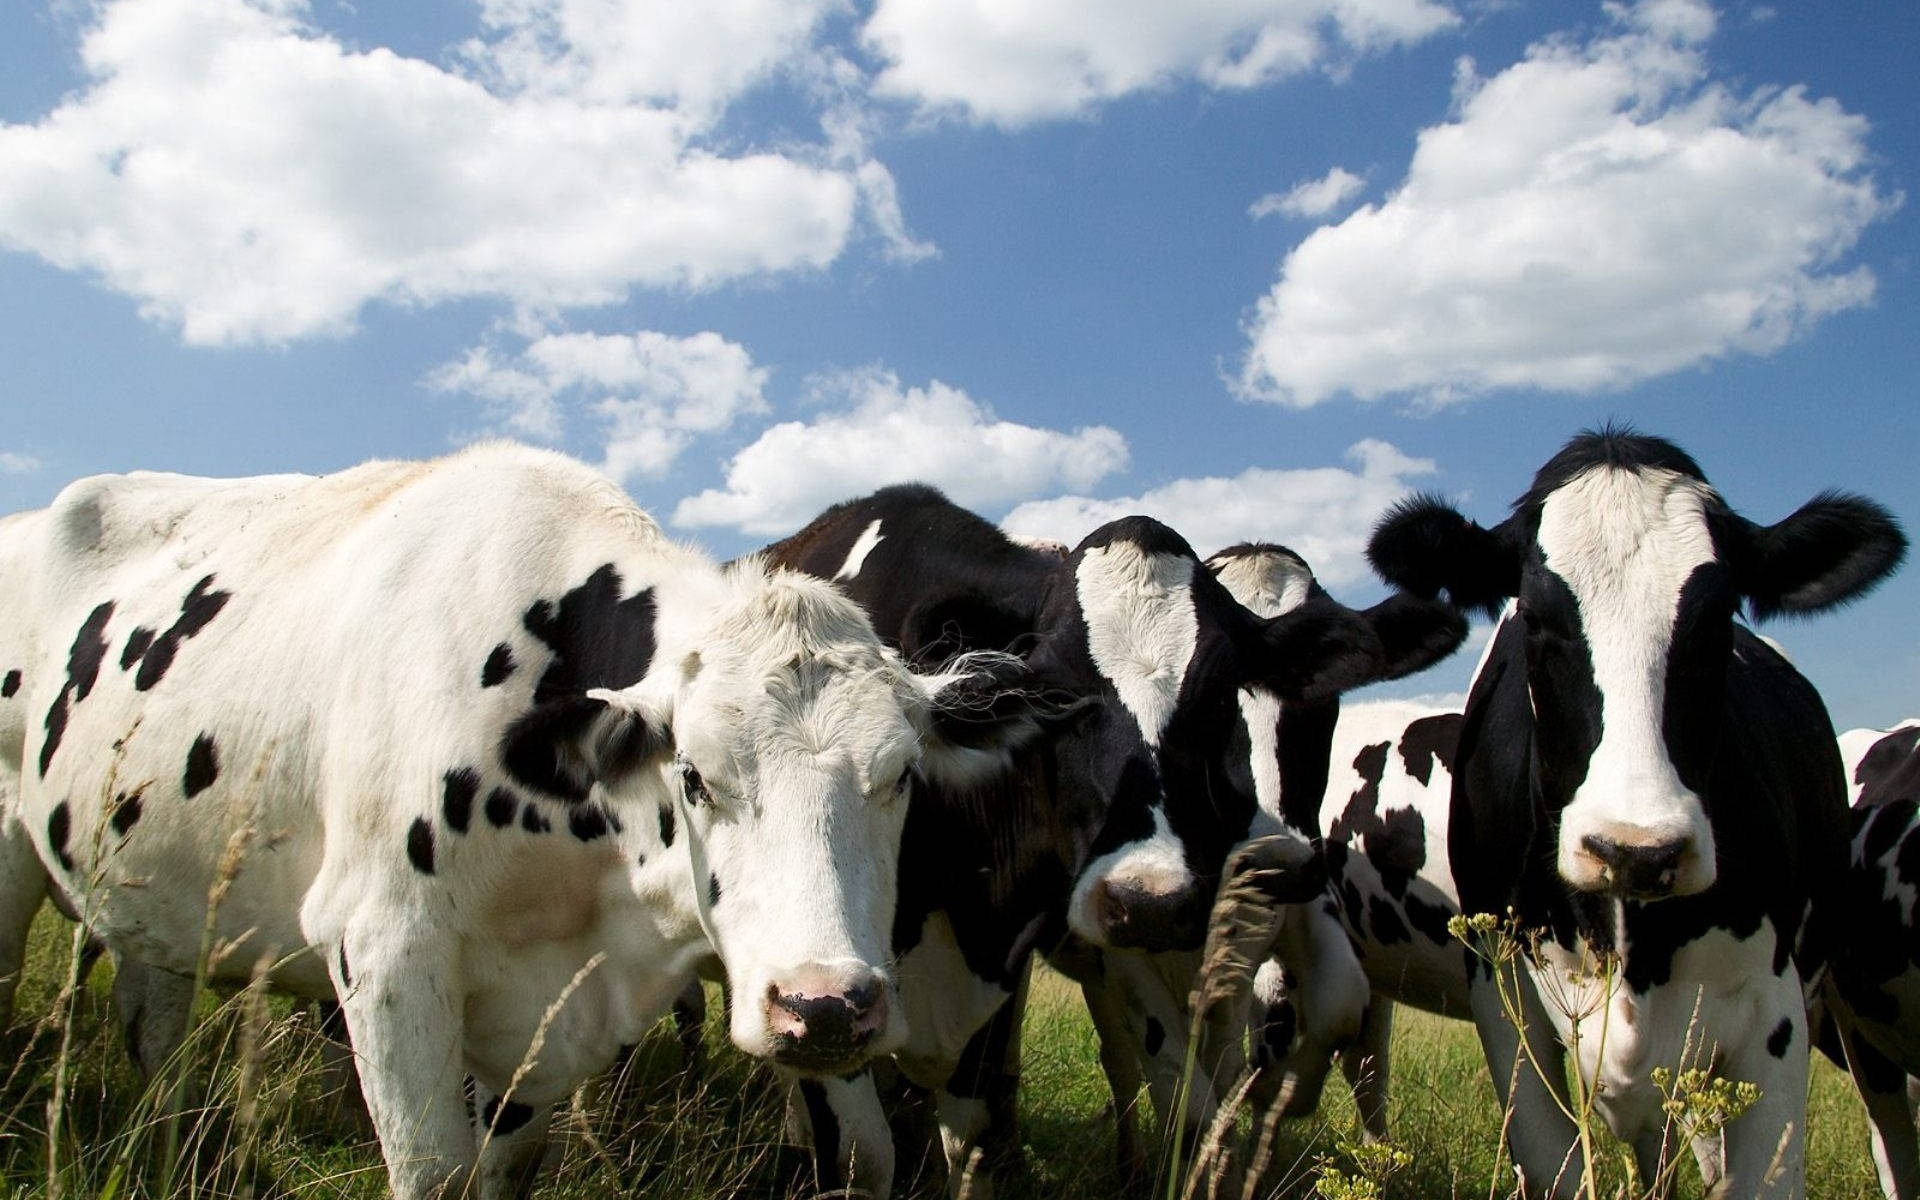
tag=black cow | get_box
[763,485,1465,1198]
[1824,720,1920,1200]
[1368,428,1905,1199]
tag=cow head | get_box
[1040,520,1464,952]
[1369,427,1906,900]
[504,563,1053,1074]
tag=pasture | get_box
[0,909,1881,1200]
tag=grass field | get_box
[0,909,1886,1199]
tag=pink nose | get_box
[764,966,889,1072]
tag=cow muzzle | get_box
[764,965,892,1073]
[1092,878,1212,951]
[1577,834,1692,900]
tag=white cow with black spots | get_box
[0,444,1054,1199]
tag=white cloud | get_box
[672,368,1128,534]
[862,0,1460,127]
[427,328,769,480]
[1251,166,1366,219]
[0,452,42,475]
[1237,0,1900,406]
[0,0,918,345]
[1000,439,1434,588]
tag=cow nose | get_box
[1096,880,1210,951]
[1580,835,1688,899]
[765,968,889,1071]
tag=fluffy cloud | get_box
[862,0,1459,127]
[1251,167,1366,219]
[1237,0,1899,406]
[1001,439,1434,588]
[0,452,42,475]
[673,369,1128,534]
[0,0,912,345]
[428,329,768,480]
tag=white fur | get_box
[0,444,1002,1199]
[1536,467,1719,896]
[1075,543,1196,750]
[834,518,886,580]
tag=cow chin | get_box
[729,961,905,1074]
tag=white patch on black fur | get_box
[834,520,885,581]
[1075,543,1196,749]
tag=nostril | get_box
[1580,835,1688,896]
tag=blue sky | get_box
[2,0,1914,728]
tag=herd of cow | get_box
[0,427,1914,1200]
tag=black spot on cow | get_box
[1328,741,1389,842]
[1858,726,1920,808]
[1403,891,1455,946]
[1368,894,1411,945]
[481,643,516,688]
[1257,999,1297,1065]
[132,575,232,692]
[485,787,517,828]
[520,804,550,834]
[1767,1016,1794,1058]
[120,627,155,670]
[505,564,658,800]
[443,768,479,834]
[1892,811,1920,889]
[40,601,115,777]
[109,787,146,837]
[407,818,436,874]
[183,733,219,798]
[2,669,21,698]
[481,1095,535,1137]
[1863,802,1909,868]
[658,802,676,848]
[797,1079,842,1190]
[48,802,74,873]
[337,943,352,989]
[1366,807,1429,897]
[1397,713,1462,786]
[569,805,610,842]
[1143,1016,1166,1057]
[708,872,723,908]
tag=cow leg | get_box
[935,992,1028,1200]
[0,802,48,1026]
[1079,968,1150,1180]
[1469,966,1583,1200]
[1340,997,1393,1143]
[331,930,473,1199]
[792,1070,893,1199]
[1842,1022,1919,1200]
[111,954,197,1083]
[470,1079,553,1200]
[1703,979,1808,1200]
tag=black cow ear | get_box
[501,689,673,802]
[1253,597,1387,703]
[915,653,1089,790]
[1367,495,1518,617]
[1357,592,1470,681]
[1733,492,1907,621]
[899,594,1035,667]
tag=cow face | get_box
[510,567,1051,1074]
[1049,521,1461,952]
[1369,428,1906,901]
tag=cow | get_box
[1822,720,1920,1200]
[763,489,1466,1197]
[0,445,1056,1200]
[1365,427,1906,1199]
[1069,543,1474,1171]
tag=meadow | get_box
[0,908,1885,1200]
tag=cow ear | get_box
[1367,494,1518,617]
[1251,597,1387,703]
[1356,592,1470,681]
[912,652,1089,790]
[1730,492,1907,621]
[500,688,674,802]
[899,594,1035,666]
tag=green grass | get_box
[0,911,1885,1198]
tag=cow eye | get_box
[678,759,713,807]
[886,771,914,804]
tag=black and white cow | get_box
[1823,720,1920,1200]
[1072,544,1472,1168]
[0,445,1053,1199]
[763,487,1465,1197]
[1367,428,1906,1199]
